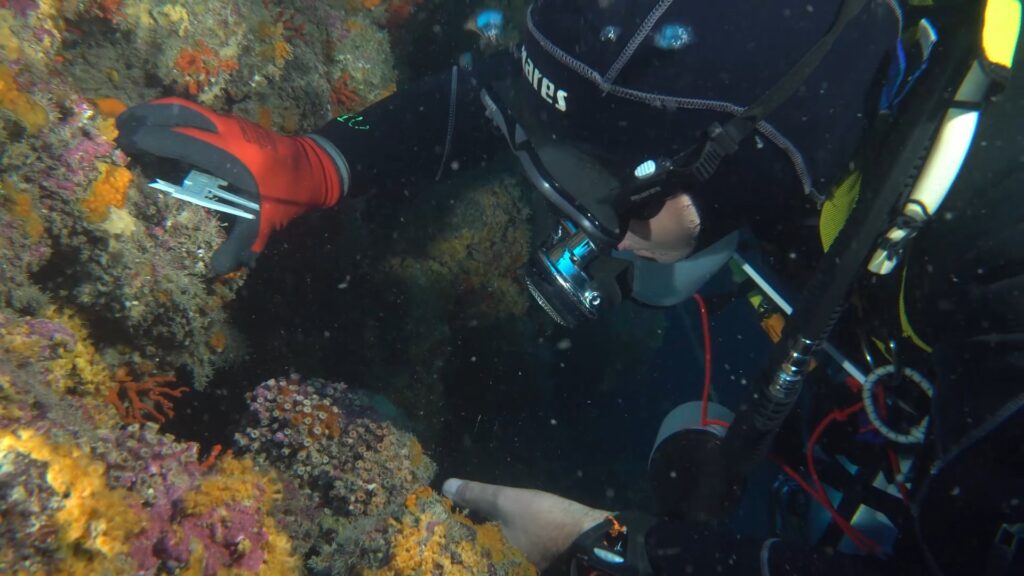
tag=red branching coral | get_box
[106,368,188,424]
[88,0,124,22]
[386,0,424,29]
[330,73,362,115]
[173,40,239,96]
[262,0,307,42]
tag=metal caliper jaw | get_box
[148,170,260,220]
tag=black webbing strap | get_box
[722,5,981,489]
[671,0,868,190]
[741,0,868,122]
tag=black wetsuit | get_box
[314,1,1023,574]
[316,0,897,248]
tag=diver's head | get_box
[491,0,878,325]
[481,51,737,327]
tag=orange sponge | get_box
[93,98,128,140]
[82,163,133,223]
[0,67,49,135]
[93,97,127,118]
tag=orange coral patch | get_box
[208,329,227,353]
[174,40,239,96]
[0,67,49,134]
[257,106,273,129]
[4,180,45,239]
[82,163,133,223]
[93,97,127,118]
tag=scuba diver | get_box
[115,0,1023,574]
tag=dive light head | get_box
[524,219,616,327]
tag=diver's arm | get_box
[312,54,513,198]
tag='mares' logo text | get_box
[521,50,568,112]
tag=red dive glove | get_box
[115,97,348,276]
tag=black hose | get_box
[721,5,983,484]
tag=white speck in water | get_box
[556,338,572,351]
[550,418,558,426]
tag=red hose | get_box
[694,294,730,429]
[804,402,882,554]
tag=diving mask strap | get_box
[665,0,867,197]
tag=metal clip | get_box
[148,170,259,220]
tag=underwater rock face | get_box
[0,352,531,574]
[1,0,405,387]
[231,376,537,575]
[237,377,434,519]
[2,64,238,388]
[0,308,532,574]
[0,425,298,575]
[0,317,296,574]
[235,376,436,572]
[2,1,544,574]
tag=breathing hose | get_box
[719,6,982,497]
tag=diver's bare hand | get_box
[442,477,609,570]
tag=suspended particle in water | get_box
[653,23,695,50]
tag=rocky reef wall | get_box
[1,1,538,573]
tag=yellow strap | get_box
[871,336,895,362]
[899,266,934,353]
[984,0,1022,68]
[761,313,786,344]
[819,171,862,252]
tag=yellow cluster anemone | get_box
[0,429,142,572]
[46,308,115,400]
[184,454,280,513]
[92,97,127,141]
[0,9,20,60]
[182,454,301,575]
[374,514,452,575]
[257,20,294,69]
[0,308,119,427]
[371,487,536,575]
